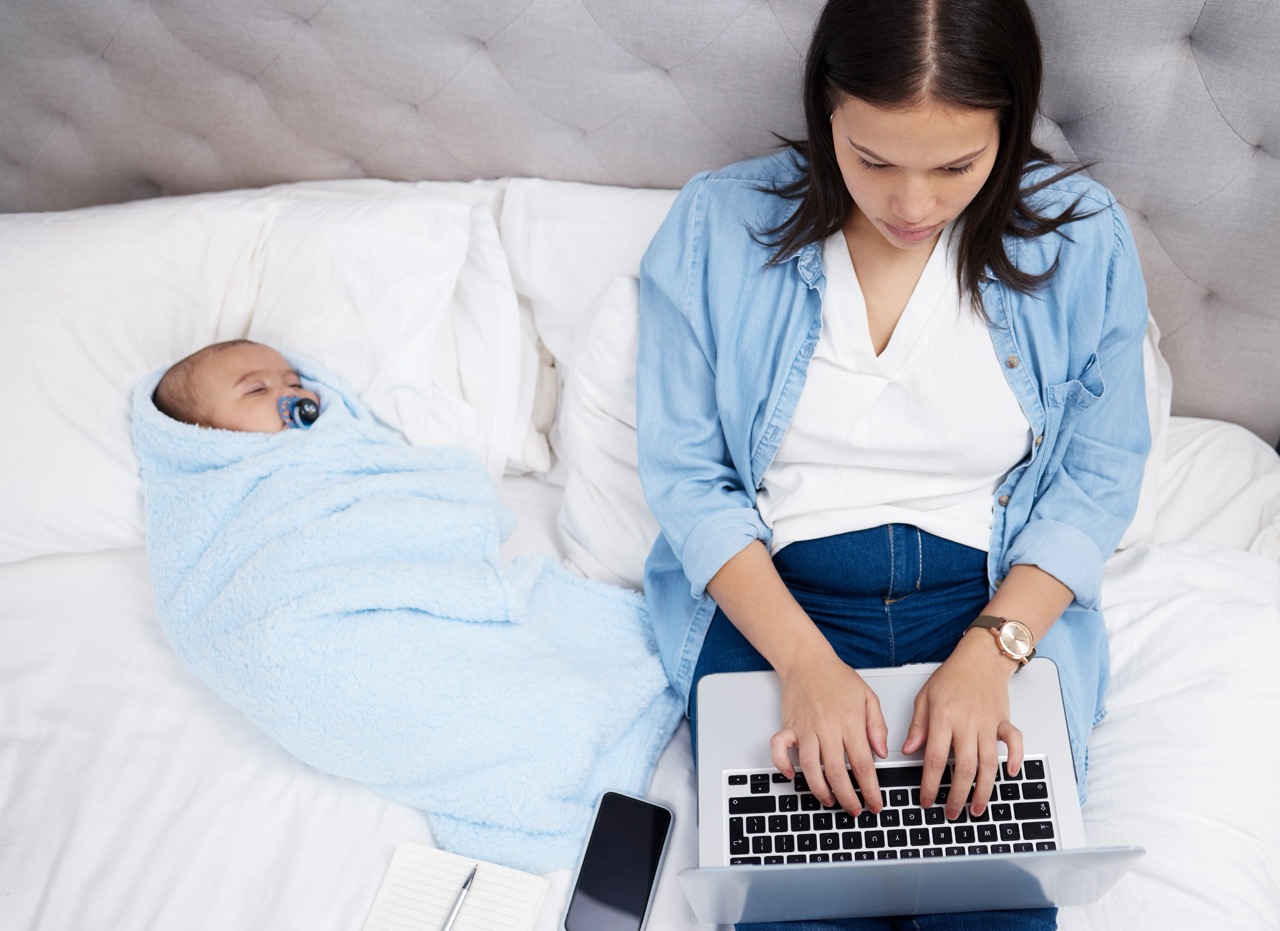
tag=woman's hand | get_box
[771,649,889,815]
[901,630,1024,819]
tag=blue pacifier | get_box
[278,395,319,429]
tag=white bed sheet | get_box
[3,423,1279,931]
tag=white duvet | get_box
[1,178,1278,931]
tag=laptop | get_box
[679,661,1143,924]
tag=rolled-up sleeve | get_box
[635,176,770,597]
[1004,201,1152,609]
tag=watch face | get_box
[998,621,1034,659]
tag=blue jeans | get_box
[691,525,1057,931]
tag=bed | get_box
[1,1,1278,929]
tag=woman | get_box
[635,0,1150,927]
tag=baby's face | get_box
[196,343,320,432]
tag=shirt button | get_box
[1034,434,1043,447]
[998,495,1011,507]
[1005,356,1019,369]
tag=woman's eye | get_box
[857,157,888,171]
[946,163,976,175]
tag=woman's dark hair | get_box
[763,0,1092,311]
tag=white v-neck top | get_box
[756,224,1032,553]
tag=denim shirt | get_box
[635,152,1151,783]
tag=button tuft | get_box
[1005,356,1019,369]
[997,495,1011,507]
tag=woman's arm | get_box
[706,540,890,815]
[901,564,1074,819]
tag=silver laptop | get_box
[679,661,1143,924]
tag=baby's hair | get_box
[154,339,257,426]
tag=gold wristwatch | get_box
[967,614,1036,668]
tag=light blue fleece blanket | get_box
[131,354,681,874]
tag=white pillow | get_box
[555,276,1176,589]
[556,276,659,590]
[0,180,547,564]
[498,178,677,371]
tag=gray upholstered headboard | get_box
[2,0,1277,444]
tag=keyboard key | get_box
[931,826,953,845]
[821,832,840,851]
[833,851,852,861]
[1036,841,1057,851]
[788,854,808,863]
[730,856,762,865]
[729,796,776,815]
[858,811,878,829]
[1023,760,1046,780]
[902,808,922,827]
[991,803,1012,821]
[769,815,788,833]
[1023,782,1049,800]
[877,850,898,860]
[969,807,990,823]
[1021,821,1055,841]
[877,765,925,787]
[765,855,784,864]
[801,794,822,811]
[798,833,817,852]
[991,844,1012,854]
[728,774,747,785]
[791,814,811,832]
[730,817,745,842]
[836,811,855,829]
[977,825,998,844]
[955,826,976,844]
[746,816,766,834]
[909,828,930,847]
[999,784,1021,801]
[794,773,810,792]
[730,837,749,856]
[944,846,966,856]
[889,789,910,807]
[880,809,901,827]
[1014,843,1034,853]
[750,773,771,793]
[888,830,908,848]
[865,830,886,849]
[810,853,830,863]
[924,807,946,825]
[772,772,792,783]
[752,836,772,854]
[923,847,944,858]
[968,845,990,855]
[855,851,874,861]
[1013,801,1052,821]
[842,832,862,850]
[1000,824,1021,842]
[779,795,799,812]
[900,849,922,859]
[776,835,795,853]
[813,813,833,831]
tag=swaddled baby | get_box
[133,340,681,874]
[153,339,320,432]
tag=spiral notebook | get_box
[362,842,549,931]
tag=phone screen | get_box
[563,791,673,931]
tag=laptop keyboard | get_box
[724,758,1057,865]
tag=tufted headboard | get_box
[1,0,1277,444]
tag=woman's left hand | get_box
[901,631,1024,819]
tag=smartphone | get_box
[563,790,674,931]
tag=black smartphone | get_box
[563,790,674,931]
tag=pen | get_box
[440,864,476,931]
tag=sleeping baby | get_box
[152,339,320,431]
[132,339,681,874]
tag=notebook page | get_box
[362,842,549,931]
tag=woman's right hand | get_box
[770,650,888,815]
